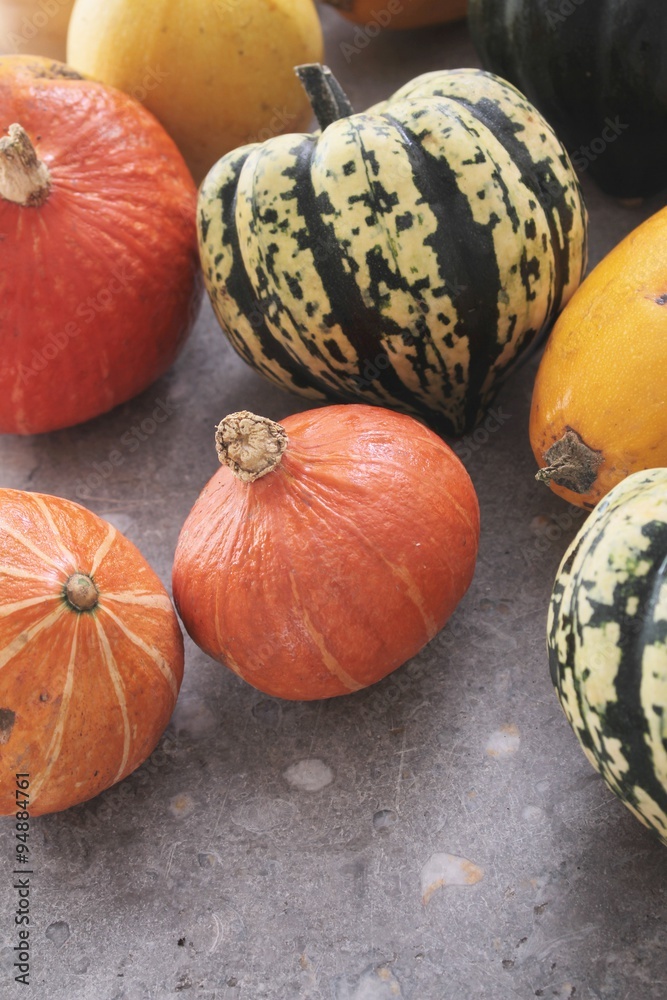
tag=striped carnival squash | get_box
[198,64,587,436]
[0,490,184,816]
[548,469,667,846]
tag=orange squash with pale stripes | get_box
[0,489,184,816]
[172,405,480,701]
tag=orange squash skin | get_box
[322,0,467,30]
[0,489,184,816]
[0,55,202,436]
[172,405,480,701]
[530,207,667,509]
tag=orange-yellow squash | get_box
[321,0,467,29]
[66,0,323,184]
[530,207,667,509]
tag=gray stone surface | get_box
[1,9,667,1000]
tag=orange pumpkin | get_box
[172,405,480,701]
[530,207,667,509]
[0,489,184,816]
[0,55,202,436]
[321,0,467,30]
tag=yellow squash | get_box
[66,0,323,183]
[530,207,667,509]
[321,0,467,29]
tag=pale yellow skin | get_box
[66,0,323,183]
[0,0,75,60]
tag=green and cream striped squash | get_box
[197,65,587,436]
[548,468,667,846]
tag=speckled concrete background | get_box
[1,8,666,1000]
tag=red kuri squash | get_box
[0,489,184,816]
[172,405,480,700]
[0,55,202,436]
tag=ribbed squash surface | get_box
[198,69,587,435]
[549,469,667,846]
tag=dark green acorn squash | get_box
[197,64,587,436]
[548,468,667,847]
[469,0,667,198]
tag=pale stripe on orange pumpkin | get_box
[0,564,58,584]
[1,524,67,574]
[222,650,245,679]
[0,594,61,617]
[437,487,480,537]
[0,604,66,670]
[99,604,179,700]
[90,524,118,576]
[103,592,175,611]
[386,561,438,639]
[94,617,132,782]
[33,496,78,569]
[29,621,79,806]
[293,475,444,636]
[289,574,364,693]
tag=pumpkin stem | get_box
[0,124,51,208]
[295,64,356,130]
[65,574,99,612]
[536,429,603,494]
[216,411,289,483]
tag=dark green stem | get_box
[295,64,355,131]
